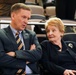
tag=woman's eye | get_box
[46,30,50,33]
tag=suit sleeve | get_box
[40,41,65,75]
[0,39,25,69]
[15,31,42,62]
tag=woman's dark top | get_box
[40,40,76,75]
[58,50,76,69]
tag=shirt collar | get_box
[10,25,22,36]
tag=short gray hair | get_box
[11,3,31,13]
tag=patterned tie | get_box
[15,32,23,50]
[15,32,26,75]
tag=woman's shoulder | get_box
[40,40,53,48]
[41,40,50,44]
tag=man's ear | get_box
[11,12,15,20]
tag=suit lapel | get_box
[5,27,30,50]
[22,30,30,50]
[5,26,18,50]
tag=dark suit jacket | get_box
[40,40,76,75]
[0,26,42,75]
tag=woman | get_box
[40,17,76,75]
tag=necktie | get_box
[15,32,26,75]
[15,32,23,50]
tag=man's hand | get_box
[30,44,36,50]
[7,52,16,57]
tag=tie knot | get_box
[16,32,19,36]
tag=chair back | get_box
[27,5,44,15]
[25,0,39,5]
[45,6,56,18]
[62,33,76,43]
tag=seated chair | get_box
[30,14,47,43]
[62,33,76,43]
[30,14,46,34]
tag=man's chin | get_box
[20,28,25,30]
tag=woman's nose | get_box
[49,31,52,34]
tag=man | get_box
[0,0,25,16]
[0,3,42,75]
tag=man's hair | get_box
[11,3,31,13]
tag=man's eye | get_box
[23,16,26,18]
[52,29,56,32]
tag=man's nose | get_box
[24,18,28,24]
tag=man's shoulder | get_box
[0,26,9,34]
[0,29,4,33]
[24,29,36,34]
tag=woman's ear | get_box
[61,31,64,37]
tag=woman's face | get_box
[46,25,63,43]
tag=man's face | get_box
[11,9,31,31]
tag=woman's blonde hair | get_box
[45,17,65,33]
